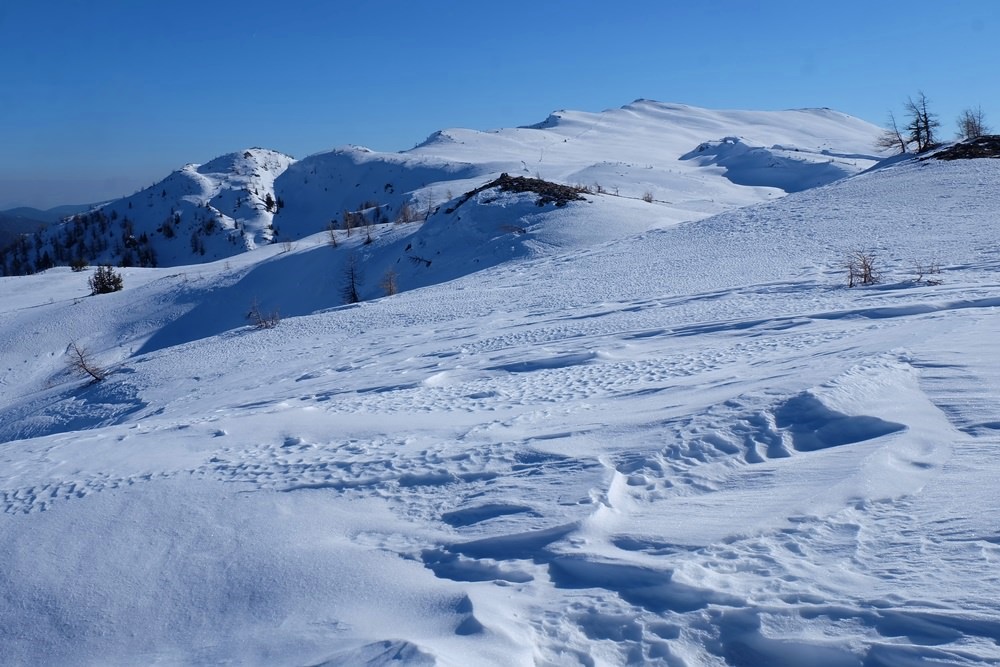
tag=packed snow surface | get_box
[1,114,999,665]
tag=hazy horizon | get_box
[3,0,999,208]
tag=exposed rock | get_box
[932,135,1000,160]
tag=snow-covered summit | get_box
[194,147,292,176]
[125,146,296,260]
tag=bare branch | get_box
[247,298,280,329]
[379,269,399,296]
[904,91,940,152]
[846,249,881,288]
[957,106,990,140]
[67,342,105,382]
[876,110,908,154]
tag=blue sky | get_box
[2,0,998,208]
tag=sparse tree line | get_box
[316,193,439,305]
[327,208,409,305]
[0,206,161,276]
[0,192,256,275]
[0,181,285,275]
[323,195,426,244]
[877,91,991,154]
[244,194,420,330]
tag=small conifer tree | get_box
[89,265,123,295]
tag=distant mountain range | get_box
[1,204,93,223]
[0,204,94,250]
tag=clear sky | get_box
[2,0,998,209]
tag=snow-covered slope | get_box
[0,101,882,275]
[414,100,882,198]
[1,150,998,665]
[274,100,883,240]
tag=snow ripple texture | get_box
[0,157,999,665]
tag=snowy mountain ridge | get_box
[0,101,883,275]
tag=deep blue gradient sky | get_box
[2,0,998,208]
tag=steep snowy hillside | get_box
[0,148,294,274]
[0,101,883,275]
[0,152,998,665]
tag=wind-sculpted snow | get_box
[0,156,999,664]
[679,136,864,192]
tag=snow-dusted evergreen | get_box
[1,101,999,666]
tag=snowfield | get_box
[1,104,999,665]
